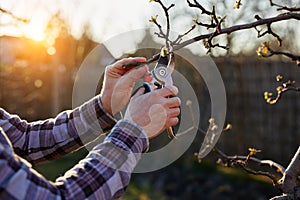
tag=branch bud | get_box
[256,42,272,57]
[149,15,158,23]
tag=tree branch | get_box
[271,147,300,200]
[269,0,300,12]
[0,7,28,23]
[150,0,174,48]
[272,51,300,66]
[145,9,300,65]
[173,12,300,51]
[278,147,300,194]
[256,42,300,66]
[264,74,300,105]
[196,121,299,198]
[215,147,285,174]
[194,121,285,182]
[212,146,284,184]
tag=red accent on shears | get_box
[143,74,153,82]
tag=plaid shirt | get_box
[0,96,149,200]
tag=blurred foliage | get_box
[0,61,53,120]
[34,148,88,181]
[121,157,278,200]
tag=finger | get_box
[132,87,145,98]
[118,57,146,67]
[107,58,147,77]
[168,117,179,127]
[155,86,178,97]
[119,66,149,88]
[126,65,149,81]
[165,97,181,108]
[168,107,180,118]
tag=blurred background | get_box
[0,0,299,199]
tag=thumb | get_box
[124,65,148,85]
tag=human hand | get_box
[100,57,148,115]
[124,86,181,139]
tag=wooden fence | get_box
[212,56,300,165]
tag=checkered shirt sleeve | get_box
[0,110,149,199]
[0,96,117,165]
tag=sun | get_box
[23,19,46,42]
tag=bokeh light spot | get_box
[34,79,43,88]
[47,46,56,55]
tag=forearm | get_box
[56,120,149,199]
[0,95,117,165]
[0,120,149,200]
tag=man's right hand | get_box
[124,86,181,139]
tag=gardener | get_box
[0,57,181,199]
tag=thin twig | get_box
[194,20,217,29]
[187,0,220,28]
[269,0,300,12]
[187,0,214,16]
[154,0,175,48]
[204,16,228,53]
[172,25,196,45]
[213,146,286,175]
[272,51,300,65]
[0,7,28,23]
[213,146,284,185]
[195,122,285,183]
[255,22,282,46]
[176,100,197,137]
[257,42,300,67]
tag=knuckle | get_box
[106,64,112,70]
[169,108,180,118]
[175,108,181,115]
[116,58,127,66]
[175,97,181,106]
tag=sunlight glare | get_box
[47,46,56,55]
[24,19,46,42]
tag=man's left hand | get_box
[100,57,148,115]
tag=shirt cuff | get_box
[105,120,149,153]
[94,96,117,132]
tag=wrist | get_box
[100,94,112,115]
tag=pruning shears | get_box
[124,47,176,139]
[143,47,175,92]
